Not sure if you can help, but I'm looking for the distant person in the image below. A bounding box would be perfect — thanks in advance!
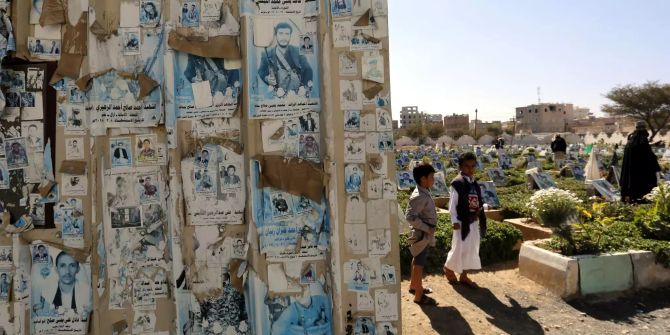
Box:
[444,152,487,289]
[551,134,567,168]
[621,122,660,203]
[494,137,505,150]
[405,164,438,305]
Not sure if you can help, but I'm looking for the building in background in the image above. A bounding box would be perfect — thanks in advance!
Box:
[443,113,469,137]
[399,106,443,128]
[515,103,590,133]
[568,115,636,135]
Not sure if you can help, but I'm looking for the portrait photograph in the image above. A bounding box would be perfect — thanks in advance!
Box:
[480,181,501,208]
[136,134,159,164]
[344,110,361,131]
[0,270,11,301]
[194,168,216,194]
[300,34,315,54]
[65,104,87,134]
[21,121,44,151]
[396,171,415,190]
[61,173,88,196]
[246,17,321,118]
[0,246,12,268]
[270,191,294,218]
[219,162,242,190]
[120,28,141,56]
[487,168,507,187]
[26,67,44,91]
[27,37,61,59]
[4,137,29,169]
[65,137,85,160]
[137,173,160,204]
[345,164,364,194]
[376,108,391,131]
[140,0,161,27]
[180,0,201,27]
[30,245,92,333]
[299,134,320,161]
[331,0,352,17]
[571,164,585,181]
[173,51,241,118]
[344,134,366,163]
[340,80,363,110]
[110,137,133,167]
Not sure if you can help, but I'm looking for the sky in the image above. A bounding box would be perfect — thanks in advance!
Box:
[387,0,670,122]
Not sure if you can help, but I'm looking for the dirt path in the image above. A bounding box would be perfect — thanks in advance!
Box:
[401,261,670,334]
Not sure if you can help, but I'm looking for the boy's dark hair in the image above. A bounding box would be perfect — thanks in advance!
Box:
[412,164,436,185]
[458,152,478,167]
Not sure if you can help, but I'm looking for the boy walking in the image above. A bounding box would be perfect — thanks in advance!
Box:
[405,164,438,305]
[444,152,487,288]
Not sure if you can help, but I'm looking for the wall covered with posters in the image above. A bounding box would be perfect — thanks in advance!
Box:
[0,0,400,334]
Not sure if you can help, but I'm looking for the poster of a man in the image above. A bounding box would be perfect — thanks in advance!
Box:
[258,22,314,99]
[0,271,11,301]
[31,250,92,317]
[220,164,241,189]
[111,138,132,167]
[345,164,363,193]
[271,192,291,217]
[5,138,29,169]
[137,136,158,163]
[138,175,159,203]
[184,54,240,98]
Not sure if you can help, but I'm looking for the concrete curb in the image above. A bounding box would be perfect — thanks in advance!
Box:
[519,241,670,300]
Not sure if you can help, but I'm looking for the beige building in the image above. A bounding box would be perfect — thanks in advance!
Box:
[399,106,442,128]
[568,116,637,135]
[515,103,590,133]
[443,113,469,136]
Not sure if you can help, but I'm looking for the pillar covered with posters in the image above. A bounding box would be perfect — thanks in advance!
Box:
[0,0,400,334]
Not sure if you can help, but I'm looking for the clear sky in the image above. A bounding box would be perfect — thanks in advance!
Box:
[388,0,670,122]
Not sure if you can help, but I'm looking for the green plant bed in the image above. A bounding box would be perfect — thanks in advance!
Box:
[399,214,523,276]
[496,184,533,219]
[540,220,670,268]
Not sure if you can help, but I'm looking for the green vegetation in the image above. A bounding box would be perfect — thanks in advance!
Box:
[399,214,523,275]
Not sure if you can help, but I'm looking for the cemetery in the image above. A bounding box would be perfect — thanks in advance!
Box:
[395,142,670,300]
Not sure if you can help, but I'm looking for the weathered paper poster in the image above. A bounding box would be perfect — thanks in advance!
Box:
[251,161,329,261]
[30,243,92,335]
[247,273,333,335]
[241,0,315,15]
[170,51,241,119]
[246,16,321,119]
[182,147,245,225]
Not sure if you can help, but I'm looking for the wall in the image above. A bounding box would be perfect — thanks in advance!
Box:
[0,0,402,334]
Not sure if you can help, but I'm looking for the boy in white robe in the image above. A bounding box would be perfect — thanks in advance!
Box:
[444,152,487,288]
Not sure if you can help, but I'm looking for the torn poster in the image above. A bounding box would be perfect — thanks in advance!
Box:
[30,243,92,335]
[344,223,367,255]
[374,289,398,321]
[181,146,245,225]
[368,229,391,256]
[245,16,321,119]
[251,161,329,261]
[344,259,369,292]
[247,273,333,335]
[362,52,384,83]
[86,69,161,129]
[241,0,315,16]
[170,50,241,119]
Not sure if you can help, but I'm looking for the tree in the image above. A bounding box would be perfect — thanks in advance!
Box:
[602,81,670,141]
[426,123,445,139]
[486,125,503,137]
[405,123,426,143]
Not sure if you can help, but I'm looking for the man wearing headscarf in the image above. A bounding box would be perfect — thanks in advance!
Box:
[620,121,660,203]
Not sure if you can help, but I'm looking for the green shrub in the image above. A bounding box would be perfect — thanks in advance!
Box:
[399,214,523,275]
[542,219,670,268]
[496,184,533,218]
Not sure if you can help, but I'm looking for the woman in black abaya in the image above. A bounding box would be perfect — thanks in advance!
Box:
[620,121,660,203]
